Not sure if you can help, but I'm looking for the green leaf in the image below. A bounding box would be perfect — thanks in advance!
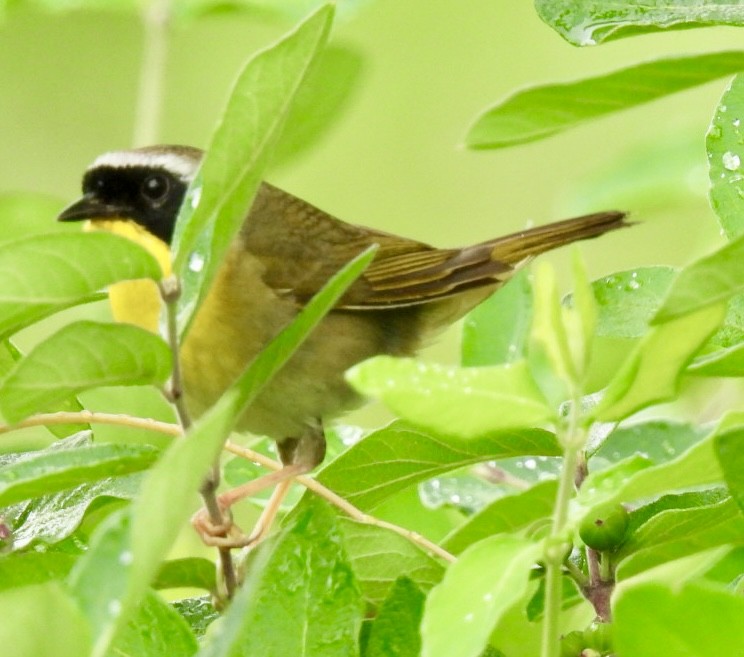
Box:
[580,427,726,513]
[0,582,92,657]
[0,232,160,338]
[596,304,726,422]
[365,578,425,657]
[153,558,217,594]
[654,232,744,323]
[614,581,744,656]
[110,589,198,657]
[616,497,744,579]
[347,357,552,439]
[441,480,557,555]
[198,500,362,657]
[9,473,140,549]
[461,269,532,366]
[316,420,560,511]
[0,552,75,591]
[338,517,445,607]
[708,74,744,239]
[590,267,676,338]
[715,429,744,513]
[421,535,539,657]
[466,52,744,150]
[527,263,573,404]
[0,437,157,507]
[592,420,708,464]
[0,321,172,423]
[535,0,744,46]
[171,4,334,336]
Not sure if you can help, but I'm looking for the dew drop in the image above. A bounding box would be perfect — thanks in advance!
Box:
[190,186,202,209]
[188,252,205,273]
[464,613,474,623]
[723,151,741,171]
[734,119,741,128]
[108,600,122,617]
[709,125,722,139]
[119,550,133,566]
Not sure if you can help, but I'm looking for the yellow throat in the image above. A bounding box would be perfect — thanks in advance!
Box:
[85,219,172,333]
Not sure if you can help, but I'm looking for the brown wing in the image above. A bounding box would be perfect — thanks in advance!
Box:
[241,182,628,309]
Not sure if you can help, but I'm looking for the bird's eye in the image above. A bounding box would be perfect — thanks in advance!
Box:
[141,174,170,204]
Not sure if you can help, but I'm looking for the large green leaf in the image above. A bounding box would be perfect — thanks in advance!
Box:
[171,4,334,337]
[708,73,744,239]
[0,232,159,338]
[347,357,552,439]
[614,581,744,656]
[0,321,172,423]
[535,0,744,46]
[316,421,559,511]
[466,52,744,150]
[197,500,362,657]
[421,535,539,657]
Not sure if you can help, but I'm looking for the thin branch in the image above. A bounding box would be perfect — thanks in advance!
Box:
[224,441,456,564]
[0,411,182,438]
[159,276,238,600]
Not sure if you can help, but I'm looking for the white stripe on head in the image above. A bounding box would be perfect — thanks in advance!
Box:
[89,149,199,182]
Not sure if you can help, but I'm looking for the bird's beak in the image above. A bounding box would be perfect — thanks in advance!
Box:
[57,194,130,222]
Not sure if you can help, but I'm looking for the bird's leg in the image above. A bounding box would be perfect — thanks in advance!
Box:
[191,423,326,549]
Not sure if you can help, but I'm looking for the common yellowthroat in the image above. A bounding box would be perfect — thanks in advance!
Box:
[59,145,628,544]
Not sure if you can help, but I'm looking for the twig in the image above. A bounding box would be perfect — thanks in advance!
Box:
[224,441,457,564]
[0,411,182,437]
[159,276,238,600]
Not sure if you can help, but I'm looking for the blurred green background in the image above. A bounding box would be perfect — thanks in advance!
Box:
[1,0,743,443]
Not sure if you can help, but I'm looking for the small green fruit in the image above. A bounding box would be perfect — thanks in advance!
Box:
[560,630,586,656]
[579,503,629,551]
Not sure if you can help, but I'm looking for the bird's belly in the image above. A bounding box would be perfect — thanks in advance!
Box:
[179,251,412,440]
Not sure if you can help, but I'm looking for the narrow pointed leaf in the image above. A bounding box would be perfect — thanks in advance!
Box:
[441,480,557,555]
[171,5,335,336]
[467,52,744,150]
[715,429,744,512]
[0,440,157,507]
[596,304,725,422]
[347,357,552,439]
[654,233,744,323]
[0,232,160,338]
[536,1,744,46]
[0,321,172,423]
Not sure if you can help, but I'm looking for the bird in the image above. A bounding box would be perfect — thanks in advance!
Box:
[58,144,629,546]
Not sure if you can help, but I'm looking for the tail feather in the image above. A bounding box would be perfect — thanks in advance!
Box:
[486,210,630,264]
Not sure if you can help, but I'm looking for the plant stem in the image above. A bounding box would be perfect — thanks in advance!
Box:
[133,0,171,146]
[541,398,585,657]
[159,277,238,600]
